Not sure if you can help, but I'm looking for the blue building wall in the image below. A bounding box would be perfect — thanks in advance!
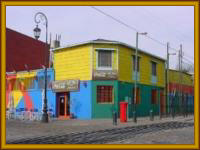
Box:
[70,81,92,119]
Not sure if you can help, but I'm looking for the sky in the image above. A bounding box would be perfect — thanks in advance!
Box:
[6,6,194,69]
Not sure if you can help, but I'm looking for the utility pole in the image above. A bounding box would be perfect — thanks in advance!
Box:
[180,45,185,117]
[166,42,169,116]
[133,32,139,123]
[133,32,147,123]
[179,44,183,116]
[178,48,181,115]
[166,42,176,116]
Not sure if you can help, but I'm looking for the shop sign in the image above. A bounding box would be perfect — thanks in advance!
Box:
[52,80,79,92]
[93,70,118,80]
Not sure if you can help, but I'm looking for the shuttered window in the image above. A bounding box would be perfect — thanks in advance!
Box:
[152,61,157,76]
[151,89,157,104]
[133,88,140,104]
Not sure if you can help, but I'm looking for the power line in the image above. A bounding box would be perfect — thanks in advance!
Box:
[141,7,192,42]
[183,54,194,60]
[90,6,138,32]
[182,57,194,64]
[90,6,182,53]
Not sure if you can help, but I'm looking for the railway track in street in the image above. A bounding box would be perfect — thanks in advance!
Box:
[7,121,194,144]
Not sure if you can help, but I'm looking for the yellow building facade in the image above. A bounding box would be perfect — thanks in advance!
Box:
[54,39,165,87]
[169,69,193,86]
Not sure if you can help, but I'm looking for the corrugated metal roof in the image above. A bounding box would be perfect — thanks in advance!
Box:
[53,39,166,61]
[6,28,50,72]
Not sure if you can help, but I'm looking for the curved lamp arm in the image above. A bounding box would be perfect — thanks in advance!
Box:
[34,12,48,28]
[34,12,48,45]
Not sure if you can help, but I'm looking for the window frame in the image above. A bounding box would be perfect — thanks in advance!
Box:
[96,85,114,104]
[151,61,157,76]
[96,49,114,70]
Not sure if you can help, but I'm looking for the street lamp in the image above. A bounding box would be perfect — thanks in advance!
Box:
[133,32,147,123]
[33,12,49,123]
[33,25,41,40]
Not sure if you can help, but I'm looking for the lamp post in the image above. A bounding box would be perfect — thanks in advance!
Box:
[133,32,147,123]
[33,12,49,123]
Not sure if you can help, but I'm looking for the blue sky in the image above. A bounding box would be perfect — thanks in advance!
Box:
[6,6,194,69]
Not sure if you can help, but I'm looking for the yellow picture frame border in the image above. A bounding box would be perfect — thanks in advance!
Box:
[1,1,199,149]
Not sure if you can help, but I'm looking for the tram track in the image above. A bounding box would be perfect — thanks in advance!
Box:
[7,121,194,144]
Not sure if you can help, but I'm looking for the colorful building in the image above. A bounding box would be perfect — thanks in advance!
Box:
[6,68,56,119]
[167,69,194,115]
[6,39,194,120]
[52,39,166,119]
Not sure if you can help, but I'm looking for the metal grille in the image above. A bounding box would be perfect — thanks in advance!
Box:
[97,86,113,103]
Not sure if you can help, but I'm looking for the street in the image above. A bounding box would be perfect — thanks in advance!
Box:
[6,115,194,144]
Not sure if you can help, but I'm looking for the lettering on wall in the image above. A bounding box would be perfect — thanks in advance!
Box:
[52,80,80,92]
[93,70,118,80]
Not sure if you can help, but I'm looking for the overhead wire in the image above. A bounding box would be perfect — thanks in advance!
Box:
[182,57,194,64]
[183,54,194,60]
[141,7,192,42]
[90,6,138,32]
[90,6,193,56]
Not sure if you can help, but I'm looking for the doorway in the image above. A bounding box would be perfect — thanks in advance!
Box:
[57,92,70,118]
[160,90,165,115]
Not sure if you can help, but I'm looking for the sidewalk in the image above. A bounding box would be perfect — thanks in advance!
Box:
[6,115,194,142]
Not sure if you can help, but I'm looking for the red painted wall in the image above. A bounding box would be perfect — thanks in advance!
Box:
[6,28,49,72]
[169,83,194,95]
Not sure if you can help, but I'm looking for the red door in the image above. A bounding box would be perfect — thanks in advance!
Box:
[57,92,70,118]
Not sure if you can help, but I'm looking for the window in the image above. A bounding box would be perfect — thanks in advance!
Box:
[151,89,157,104]
[151,61,157,76]
[133,87,140,104]
[97,86,113,103]
[98,50,112,69]
[38,75,51,89]
[133,56,140,72]
[38,76,45,89]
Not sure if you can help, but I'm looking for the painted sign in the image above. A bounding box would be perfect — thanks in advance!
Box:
[52,80,79,92]
[93,70,118,80]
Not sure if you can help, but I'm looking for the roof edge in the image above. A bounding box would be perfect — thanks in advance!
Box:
[52,39,166,61]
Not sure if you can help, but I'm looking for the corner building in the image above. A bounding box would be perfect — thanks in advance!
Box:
[53,39,166,119]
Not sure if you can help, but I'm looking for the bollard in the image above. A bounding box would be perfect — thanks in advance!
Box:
[171,103,175,119]
[149,109,154,121]
[113,111,117,125]
[133,111,137,123]
[172,108,175,119]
